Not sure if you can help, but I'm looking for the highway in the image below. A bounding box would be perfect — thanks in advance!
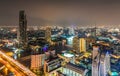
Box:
[0,50,36,76]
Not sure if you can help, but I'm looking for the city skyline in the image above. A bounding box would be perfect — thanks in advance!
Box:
[1,0,120,26]
[0,1,120,76]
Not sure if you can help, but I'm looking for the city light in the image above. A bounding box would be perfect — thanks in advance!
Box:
[0,1,120,76]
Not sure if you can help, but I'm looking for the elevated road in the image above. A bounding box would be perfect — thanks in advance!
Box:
[0,50,36,76]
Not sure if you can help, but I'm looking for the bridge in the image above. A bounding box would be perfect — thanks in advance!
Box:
[0,50,36,76]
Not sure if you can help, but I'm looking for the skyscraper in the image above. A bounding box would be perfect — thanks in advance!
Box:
[98,52,110,76]
[18,10,27,49]
[79,38,86,52]
[92,45,99,76]
[73,36,79,53]
[31,45,45,71]
[73,37,87,53]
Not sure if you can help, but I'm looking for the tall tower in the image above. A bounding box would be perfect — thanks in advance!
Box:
[45,27,51,43]
[79,38,86,52]
[98,52,110,76]
[92,45,99,76]
[104,52,110,73]
[31,45,45,71]
[69,27,75,35]
[73,37,87,53]
[73,36,79,53]
[18,10,27,49]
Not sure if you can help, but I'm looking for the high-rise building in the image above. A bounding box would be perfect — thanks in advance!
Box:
[92,45,99,76]
[104,52,110,74]
[92,45,99,60]
[45,27,51,43]
[69,27,75,35]
[31,45,45,70]
[79,38,86,52]
[31,54,45,70]
[73,36,79,53]
[18,10,27,49]
[98,52,110,76]
[73,37,86,53]
[92,44,111,76]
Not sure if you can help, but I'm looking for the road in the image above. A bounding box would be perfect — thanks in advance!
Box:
[0,49,36,76]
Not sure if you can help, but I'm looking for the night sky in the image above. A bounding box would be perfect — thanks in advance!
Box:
[0,0,120,26]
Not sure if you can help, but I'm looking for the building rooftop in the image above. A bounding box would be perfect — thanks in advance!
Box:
[65,63,86,74]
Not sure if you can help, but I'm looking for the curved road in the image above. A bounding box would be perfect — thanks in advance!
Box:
[0,50,36,76]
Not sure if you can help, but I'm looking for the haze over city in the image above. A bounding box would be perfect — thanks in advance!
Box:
[1,0,120,26]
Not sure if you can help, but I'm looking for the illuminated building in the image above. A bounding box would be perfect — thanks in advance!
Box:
[45,27,51,43]
[60,52,75,64]
[99,52,110,76]
[73,36,79,53]
[92,45,99,76]
[73,37,86,53]
[69,27,75,35]
[79,38,86,52]
[92,45,99,60]
[91,27,97,38]
[18,10,28,49]
[66,36,74,45]
[31,54,45,70]
[31,45,45,70]
[92,44,111,76]
[62,63,88,76]
[104,52,110,74]
[44,57,62,76]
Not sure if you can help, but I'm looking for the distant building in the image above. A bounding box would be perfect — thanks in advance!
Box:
[69,27,75,35]
[45,27,51,43]
[86,38,96,50]
[73,37,86,53]
[73,36,79,53]
[91,27,97,38]
[18,10,28,49]
[79,38,86,52]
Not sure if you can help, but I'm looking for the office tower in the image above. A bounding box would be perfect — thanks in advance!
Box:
[45,27,51,43]
[79,38,86,52]
[31,45,45,70]
[91,27,97,38]
[104,52,110,75]
[18,10,27,49]
[92,45,99,60]
[73,37,87,53]
[73,36,79,53]
[92,45,99,76]
[31,54,44,70]
[99,52,110,76]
